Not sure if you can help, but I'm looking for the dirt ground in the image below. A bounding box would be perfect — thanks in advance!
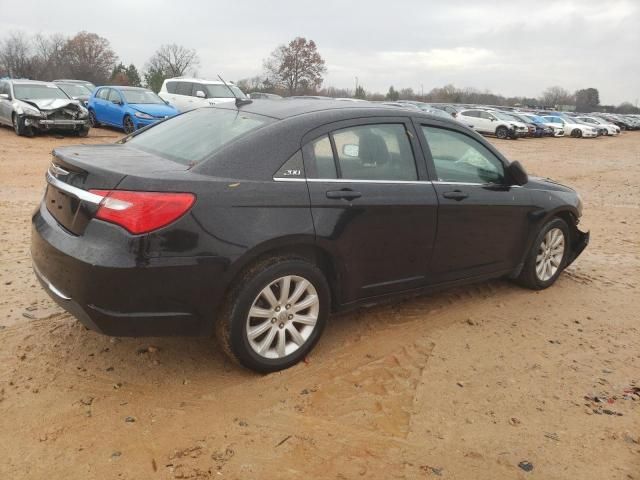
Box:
[0,123,638,480]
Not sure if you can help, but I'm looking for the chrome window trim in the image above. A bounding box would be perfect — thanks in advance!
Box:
[46,169,104,205]
[273,177,521,188]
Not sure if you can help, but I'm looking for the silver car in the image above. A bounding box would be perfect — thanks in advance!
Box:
[0,79,90,137]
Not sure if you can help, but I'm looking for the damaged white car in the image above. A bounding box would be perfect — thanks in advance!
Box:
[0,79,91,137]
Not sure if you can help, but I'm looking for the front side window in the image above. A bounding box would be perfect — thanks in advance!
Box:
[332,124,417,181]
[422,126,505,184]
[108,89,122,103]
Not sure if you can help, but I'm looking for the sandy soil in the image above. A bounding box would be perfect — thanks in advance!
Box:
[0,124,638,479]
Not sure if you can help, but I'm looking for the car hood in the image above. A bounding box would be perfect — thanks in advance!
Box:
[525,175,575,193]
[129,103,178,117]
[20,98,79,111]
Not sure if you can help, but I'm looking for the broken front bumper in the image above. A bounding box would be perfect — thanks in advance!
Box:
[566,227,589,267]
[25,118,89,130]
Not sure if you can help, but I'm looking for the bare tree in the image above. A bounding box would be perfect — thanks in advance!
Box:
[0,32,35,78]
[32,33,68,79]
[263,37,326,95]
[146,44,199,77]
[63,31,117,84]
[539,86,574,108]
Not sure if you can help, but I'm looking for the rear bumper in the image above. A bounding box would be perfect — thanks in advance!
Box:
[31,202,226,336]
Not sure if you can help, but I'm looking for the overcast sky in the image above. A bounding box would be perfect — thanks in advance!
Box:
[1,0,638,104]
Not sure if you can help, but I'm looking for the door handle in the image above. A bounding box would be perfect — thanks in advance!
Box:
[326,189,362,200]
[442,190,468,201]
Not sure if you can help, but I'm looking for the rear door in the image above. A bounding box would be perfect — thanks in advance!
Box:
[303,117,439,303]
[173,82,194,111]
[92,88,110,123]
[417,123,533,282]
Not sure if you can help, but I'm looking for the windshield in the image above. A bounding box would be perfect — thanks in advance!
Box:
[204,84,247,99]
[122,89,166,104]
[14,84,69,100]
[526,115,545,123]
[127,108,274,166]
[57,84,91,97]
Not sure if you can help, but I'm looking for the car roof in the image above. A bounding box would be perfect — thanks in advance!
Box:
[212,98,462,125]
[104,86,151,92]
[164,77,228,85]
[10,79,57,86]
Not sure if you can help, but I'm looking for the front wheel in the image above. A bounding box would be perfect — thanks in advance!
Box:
[12,114,34,137]
[216,257,330,373]
[123,115,135,134]
[496,126,508,139]
[516,218,569,290]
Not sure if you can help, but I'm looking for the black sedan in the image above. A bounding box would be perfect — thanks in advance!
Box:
[31,100,589,372]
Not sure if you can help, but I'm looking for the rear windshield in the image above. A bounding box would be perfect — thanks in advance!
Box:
[126,108,273,166]
[14,84,68,100]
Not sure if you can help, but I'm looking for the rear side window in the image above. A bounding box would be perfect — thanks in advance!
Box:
[175,82,193,96]
[462,110,478,118]
[107,89,122,103]
[332,124,417,181]
[96,88,109,100]
[126,108,274,167]
[165,81,177,94]
[303,135,337,179]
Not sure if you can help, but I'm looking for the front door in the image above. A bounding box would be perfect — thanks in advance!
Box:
[303,119,439,303]
[418,124,533,282]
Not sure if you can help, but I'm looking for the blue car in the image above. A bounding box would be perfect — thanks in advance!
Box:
[88,86,178,133]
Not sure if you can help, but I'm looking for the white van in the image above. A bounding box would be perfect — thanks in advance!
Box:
[158,78,247,112]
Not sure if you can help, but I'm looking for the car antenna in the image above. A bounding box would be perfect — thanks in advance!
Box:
[217,74,252,108]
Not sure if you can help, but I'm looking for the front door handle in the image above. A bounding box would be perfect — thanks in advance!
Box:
[442,190,468,201]
[326,189,362,200]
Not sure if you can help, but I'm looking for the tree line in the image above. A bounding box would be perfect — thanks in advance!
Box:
[1,31,637,114]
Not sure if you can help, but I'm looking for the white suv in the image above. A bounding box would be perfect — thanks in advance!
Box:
[158,78,247,112]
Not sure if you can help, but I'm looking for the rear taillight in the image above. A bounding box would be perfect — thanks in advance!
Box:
[89,190,196,235]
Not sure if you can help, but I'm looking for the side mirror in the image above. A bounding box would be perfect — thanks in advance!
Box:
[507,160,528,186]
[195,90,206,98]
[0,93,9,100]
[342,144,359,158]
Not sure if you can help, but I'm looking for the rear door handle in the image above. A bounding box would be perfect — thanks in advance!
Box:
[442,190,468,201]
[326,189,362,200]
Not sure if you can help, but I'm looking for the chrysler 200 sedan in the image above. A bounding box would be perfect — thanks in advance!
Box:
[31,100,588,372]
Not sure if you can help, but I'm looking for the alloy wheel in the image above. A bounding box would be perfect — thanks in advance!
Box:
[124,116,135,134]
[535,228,565,282]
[245,275,319,359]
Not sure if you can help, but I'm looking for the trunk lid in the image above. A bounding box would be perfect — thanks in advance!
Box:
[46,144,188,235]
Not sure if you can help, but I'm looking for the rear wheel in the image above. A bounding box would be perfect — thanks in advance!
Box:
[516,218,569,290]
[123,115,135,134]
[496,126,508,139]
[217,257,330,373]
[88,109,100,127]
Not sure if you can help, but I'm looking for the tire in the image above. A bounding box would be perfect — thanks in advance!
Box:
[571,128,582,138]
[77,125,90,137]
[88,109,100,127]
[12,114,34,137]
[123,115,135,134]
[216,257,330,373]
[516,218,570,290]
[495,126,508,139]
